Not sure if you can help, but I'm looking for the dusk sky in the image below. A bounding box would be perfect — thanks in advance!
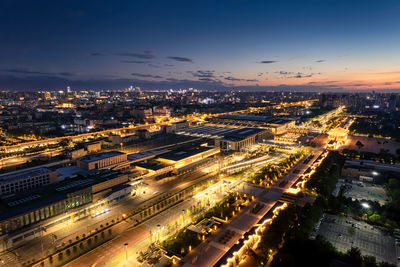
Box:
[1,0,400,91]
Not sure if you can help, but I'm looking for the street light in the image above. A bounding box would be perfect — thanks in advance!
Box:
[124,243,128,263]
[361,202,370,209]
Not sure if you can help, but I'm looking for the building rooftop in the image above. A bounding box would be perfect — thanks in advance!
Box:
[0,167,53,185]
[135,160,171,171]
[216,114,292,125]
[78,151,125,163]
[158,145,215,162]
[127,149,170,162]
[0,169,128,220]
[224,128,265,139]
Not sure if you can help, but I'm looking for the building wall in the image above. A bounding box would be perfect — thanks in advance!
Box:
[174,147,220,169]
[0,169,58,196]
[85,142,101,153]
[77,153,127,170]
[91,174,129,194]
[216,136,256,151]
[175,120,189,129]
[70,148,87,160]
[0,188,92,236]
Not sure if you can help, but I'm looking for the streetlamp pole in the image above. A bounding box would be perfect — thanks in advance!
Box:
[124,243,128,265]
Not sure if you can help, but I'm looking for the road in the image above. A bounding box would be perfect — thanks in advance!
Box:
[65,181,227,267]
[69,153,284,267]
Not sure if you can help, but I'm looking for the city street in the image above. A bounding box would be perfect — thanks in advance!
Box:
[66,181,227,267]
[0,167,216,267]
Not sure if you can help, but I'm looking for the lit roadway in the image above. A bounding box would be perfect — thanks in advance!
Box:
[0,148,64,168]
[67,181,228,267]
[64,154,277,267]
[181,147,326,267]
[44,147,323,267]
[78,148,321,267]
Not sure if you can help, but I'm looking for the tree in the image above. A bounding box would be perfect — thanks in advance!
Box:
[345,247,363,267]
[368,213,381,223]
[362,255,377,267]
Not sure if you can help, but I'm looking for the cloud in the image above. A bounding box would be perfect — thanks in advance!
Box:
[290,72,316,78]
[198,78,219,82]
[148,64,160,68]
[164,64,174,67]
[131,73,163,79]
[188,70,215,78]
[58,72,75,77]
[121,60,150,64]
[167,56,193,63]
[225,76,244,81]
[90,52,105,56]
[276,71,293,75]
[259,60,278,64]
[349,83,368,87]
[114,51,155,59]
[3,73,399,92]
[2,68,75,76]
[224,76,257,82]
[315,59,326,63]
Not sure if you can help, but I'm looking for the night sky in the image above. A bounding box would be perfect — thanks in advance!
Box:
[1,0,400,91]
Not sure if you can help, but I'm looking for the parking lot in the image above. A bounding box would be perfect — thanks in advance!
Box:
[316,214,398,265]
[343,182,388,205]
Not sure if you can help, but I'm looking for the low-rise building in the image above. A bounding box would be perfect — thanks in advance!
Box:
[84,141,102,153]
[0,170,131,249]
[77,151,127,170]
[69,148,87,160]
[0,167,58,196]
[172,120,189,130]
[215,128,270,151]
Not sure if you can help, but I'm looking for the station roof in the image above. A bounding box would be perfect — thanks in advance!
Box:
[216,114,292,125]
[78,151,125,163]
[135,160,171,171]
[158,145,215,162]
[0,167,53,185]
[127,149,170,162]
[224,128,266,139]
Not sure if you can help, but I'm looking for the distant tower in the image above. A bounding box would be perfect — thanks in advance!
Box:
[67,86,71,93]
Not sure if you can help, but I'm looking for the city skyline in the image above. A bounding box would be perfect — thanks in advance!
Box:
[1,0,400,91]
